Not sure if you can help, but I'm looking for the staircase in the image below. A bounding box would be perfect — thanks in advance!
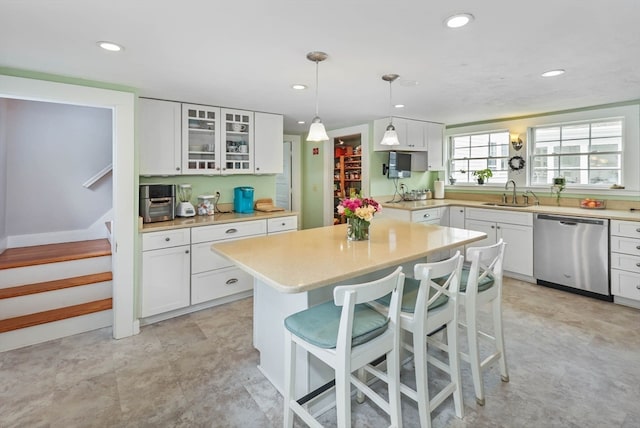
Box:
[0,239,113,352]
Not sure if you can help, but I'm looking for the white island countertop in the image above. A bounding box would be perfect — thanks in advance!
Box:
[211,218,486,293]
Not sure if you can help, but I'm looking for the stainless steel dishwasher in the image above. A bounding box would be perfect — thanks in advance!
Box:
[534,213,611,300]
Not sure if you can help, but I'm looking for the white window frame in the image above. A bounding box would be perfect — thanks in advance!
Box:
[448,130,510,185]
[529,118,624,188]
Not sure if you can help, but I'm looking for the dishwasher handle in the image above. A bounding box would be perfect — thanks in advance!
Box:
[536,214,606,226]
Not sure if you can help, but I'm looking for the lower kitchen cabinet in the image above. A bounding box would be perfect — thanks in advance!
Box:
[192,266,254,304]
[610,220,640,305]
[465,208,533,277]
[140,229,191,317]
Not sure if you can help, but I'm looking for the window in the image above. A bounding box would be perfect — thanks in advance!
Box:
[449,131,509,183]
[530,119,623,186]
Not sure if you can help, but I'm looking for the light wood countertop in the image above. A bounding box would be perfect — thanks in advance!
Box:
[211,218,486,294]
[378,198,640,222]
[140,210,299,232]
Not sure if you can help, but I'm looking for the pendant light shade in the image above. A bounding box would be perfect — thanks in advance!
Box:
[306,51,329,142]
[380,74,400,146]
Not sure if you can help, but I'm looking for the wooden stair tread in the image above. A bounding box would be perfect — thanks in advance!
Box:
[0,239,111,270]
[0,298,112,334]
[0,272,113,300]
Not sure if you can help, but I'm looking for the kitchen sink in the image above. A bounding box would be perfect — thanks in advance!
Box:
[482,202,530,208]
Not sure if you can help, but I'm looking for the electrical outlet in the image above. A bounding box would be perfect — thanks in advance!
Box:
[213,190,222,200]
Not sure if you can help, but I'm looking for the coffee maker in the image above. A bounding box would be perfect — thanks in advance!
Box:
[176,184,196,217]
[233,186,254,213]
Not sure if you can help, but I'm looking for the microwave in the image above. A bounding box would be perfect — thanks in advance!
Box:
[139,184,175,223]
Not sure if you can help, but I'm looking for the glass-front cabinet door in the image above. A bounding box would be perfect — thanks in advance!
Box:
[182,104,221,174]
[221,108,253,174]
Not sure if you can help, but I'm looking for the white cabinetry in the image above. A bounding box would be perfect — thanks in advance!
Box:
[140,229,191,317]
[254,112,284,174]
[139,98,182,175]
[373,117,444,169]
[221,109,253,174]
[379,207,447,261]
[267,216,298,234]
[610,220,640,305]
[182,104,221,174]
[190,220,266,305]
[465,208,534,277]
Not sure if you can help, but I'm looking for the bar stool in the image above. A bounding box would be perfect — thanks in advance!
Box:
[373,252,464,428]
[458,239,509,406]
[283,267,405,428]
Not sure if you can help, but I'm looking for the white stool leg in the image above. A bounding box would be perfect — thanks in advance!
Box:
[492,298,509,382]
[413,329,431,428]
[283,331,295,428]
[387,347,403,428]
[466,307,485,406]
[446,319,464,418]
[335,364,351,428]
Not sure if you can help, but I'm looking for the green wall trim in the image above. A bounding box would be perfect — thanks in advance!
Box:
[0,67,137,94]
[446,99,640,129]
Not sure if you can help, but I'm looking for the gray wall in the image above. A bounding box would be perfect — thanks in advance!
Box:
[5,99,112,237]
[0,99,7,251]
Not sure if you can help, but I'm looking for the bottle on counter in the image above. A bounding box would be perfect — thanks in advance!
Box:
[426,189,432,200]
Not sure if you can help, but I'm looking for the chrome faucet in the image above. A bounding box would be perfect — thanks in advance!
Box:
[524,190,541,206]
[505,180,517,204]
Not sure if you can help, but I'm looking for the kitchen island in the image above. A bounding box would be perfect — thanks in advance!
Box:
[211,218,486,397]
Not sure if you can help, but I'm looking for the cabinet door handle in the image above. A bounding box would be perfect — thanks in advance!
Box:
[176,167,180,171]
[491,225,495,229]
[636,285,640,290]
[636,262,640,267]
[636,245,640,250]
[226,228,238,234]
[185,250,189,254]
[226,278,238,285]
[636,228,640,232]
[496,226,501,229]
[165,237,170,241]
[423,214,430,218]
[256,167,260,171]
[281,222,286,226]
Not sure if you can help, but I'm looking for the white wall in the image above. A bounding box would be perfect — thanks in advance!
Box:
[5,99,112,242]
[0,99,7,253]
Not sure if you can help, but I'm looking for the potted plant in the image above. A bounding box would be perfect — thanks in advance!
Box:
[473,168,493,184]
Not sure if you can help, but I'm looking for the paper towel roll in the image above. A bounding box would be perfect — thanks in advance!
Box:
[434,180,445,199]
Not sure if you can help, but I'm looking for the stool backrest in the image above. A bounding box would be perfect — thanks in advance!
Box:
[333,266,405,356]
[413,251,463,324]
[465,239,506,300]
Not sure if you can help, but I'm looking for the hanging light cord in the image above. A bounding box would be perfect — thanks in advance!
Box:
[314,60,320,117]
[388,80,393,125]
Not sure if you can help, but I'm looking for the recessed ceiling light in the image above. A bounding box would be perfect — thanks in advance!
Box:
[97,41,123,52]
[297,120,306,125]
[541,69,565,77]
[445,13,474,28]
[291,84,307,90]
[399,79,419,87]
[394,104,405,109]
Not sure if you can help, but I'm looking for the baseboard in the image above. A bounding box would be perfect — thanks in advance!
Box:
[0,236,7,255]
[614,295,640,310]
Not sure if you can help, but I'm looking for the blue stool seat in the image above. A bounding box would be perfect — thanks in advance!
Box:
[376,277,449,313]
[434,265,494,293]
[284,301,388,349]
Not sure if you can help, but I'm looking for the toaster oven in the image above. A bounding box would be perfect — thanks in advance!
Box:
[139,184,175,223]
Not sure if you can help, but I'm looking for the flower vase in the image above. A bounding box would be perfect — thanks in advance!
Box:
[347,218,370,241]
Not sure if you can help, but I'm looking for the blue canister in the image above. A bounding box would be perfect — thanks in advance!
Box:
[233,186,254,213]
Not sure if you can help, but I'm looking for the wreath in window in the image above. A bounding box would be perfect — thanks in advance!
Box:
[508,155,526,171]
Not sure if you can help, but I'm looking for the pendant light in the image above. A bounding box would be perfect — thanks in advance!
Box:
[380,74,400,146]
[306,51,329,142]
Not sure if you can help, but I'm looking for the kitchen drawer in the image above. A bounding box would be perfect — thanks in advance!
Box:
[191,241,234,274]
[191,220,266,244]
[267,216,298,234]
[410,208,441,223]
[611,220,640,238]
[465,207,533,226]
[611,269,640,301]
[142,228,191,251]
[610,236,640,257]
[191,266,253,304]
[611,252,640,274]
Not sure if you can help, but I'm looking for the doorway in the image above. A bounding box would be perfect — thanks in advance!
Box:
[323,124,370,226]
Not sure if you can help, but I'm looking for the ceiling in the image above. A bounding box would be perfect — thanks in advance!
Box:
[1,0,639,134]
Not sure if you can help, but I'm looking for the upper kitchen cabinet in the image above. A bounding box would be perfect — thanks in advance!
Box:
[254,112,284,174]
[139,98,182,175]
[221,109,253,174]
[373,117,445,170]
[182,104,221,175]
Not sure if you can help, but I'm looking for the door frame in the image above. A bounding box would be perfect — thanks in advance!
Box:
[0,75,137,339]
[323,124,370,226]
[284,134,302,214]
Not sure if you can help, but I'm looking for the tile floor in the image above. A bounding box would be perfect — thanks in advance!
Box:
[1,278,640,428]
